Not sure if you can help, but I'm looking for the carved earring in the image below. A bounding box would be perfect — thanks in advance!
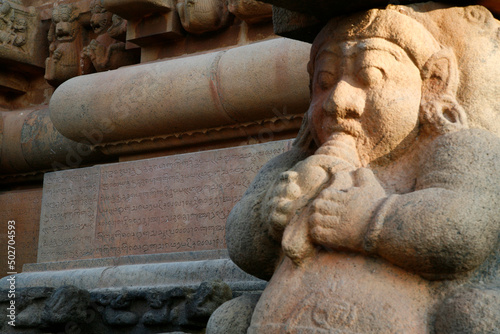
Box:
[419,95,468,135]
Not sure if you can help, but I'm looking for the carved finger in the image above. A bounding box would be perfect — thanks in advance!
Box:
[330,170,353,191]
[309,212,341,229]
[272,182,301,200]
[271,184,295,198]
[309,225,340,248]
[269,211,289,230]
[353,167,381,189]
[274,198,296,215]
[284,182,301,199]
[316,187,351,204]
[311,198,342,216]
[279,170,298,183]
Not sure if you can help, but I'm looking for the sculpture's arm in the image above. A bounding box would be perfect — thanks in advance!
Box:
[365,129,500,279]
[226,146,309,280]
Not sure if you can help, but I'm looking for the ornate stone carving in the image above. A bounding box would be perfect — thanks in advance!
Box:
[0,0,44,75]
[0,281,232,333]
[11,15,26,47]
[0,0,29,49]
[80,0,138,74]
[44,3,83,87]
[102,0,182,47]
[177,0,232,34]
[227,0,272,24]
[220,3,500,333]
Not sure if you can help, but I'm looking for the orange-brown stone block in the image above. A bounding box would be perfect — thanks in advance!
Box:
[0,189,42,272]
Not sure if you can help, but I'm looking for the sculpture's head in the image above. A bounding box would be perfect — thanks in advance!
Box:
[52,4,79,42]
[302,4,500,167]
[13,17,27,32]
[0,0,11,15]
[305,7,469,165]
[90,0,112,35]
[107,14,127,40]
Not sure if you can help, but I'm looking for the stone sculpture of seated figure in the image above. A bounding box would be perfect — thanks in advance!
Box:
[208,3,500,333]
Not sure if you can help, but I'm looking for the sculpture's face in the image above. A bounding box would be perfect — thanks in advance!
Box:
[308,38,422,163]
[53,6,78,42]
[107,14,126,39]
[90,5,112,35]
[13,18,27,32]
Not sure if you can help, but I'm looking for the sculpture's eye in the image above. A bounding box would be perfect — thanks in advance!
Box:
[316,71,337,91]
[358,66,385,87]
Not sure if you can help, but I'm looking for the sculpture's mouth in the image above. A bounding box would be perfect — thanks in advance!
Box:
[56,29,74,41]
[91,18,108,34]
[330,121,362,138]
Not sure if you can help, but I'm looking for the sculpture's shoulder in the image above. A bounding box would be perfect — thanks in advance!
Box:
[429,128,500,157]
[418,128,500,192]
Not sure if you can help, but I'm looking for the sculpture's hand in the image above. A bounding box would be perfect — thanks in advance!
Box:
[81,45,90,57]
[309,168,386,252]
[52,49,62,61]
[264,154,351,241]
[265,169,302,241]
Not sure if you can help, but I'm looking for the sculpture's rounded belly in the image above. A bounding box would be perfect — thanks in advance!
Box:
[249,252,434,334]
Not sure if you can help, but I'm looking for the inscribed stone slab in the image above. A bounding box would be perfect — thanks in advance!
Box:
[38,140,292,262]
[38,167,100,262]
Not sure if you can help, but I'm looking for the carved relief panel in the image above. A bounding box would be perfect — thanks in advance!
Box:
[0,0,46,95]
[80,0,139,74]
[44,2,85,87]
[0,1,33,51]
[0,0,45,69]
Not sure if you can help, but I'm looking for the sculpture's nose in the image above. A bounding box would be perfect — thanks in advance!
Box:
[56,23,66,36]
[323,79,366,118]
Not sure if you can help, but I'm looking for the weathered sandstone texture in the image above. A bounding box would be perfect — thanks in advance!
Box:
[37,140,291,262]
[0,281,236,333]
[214,3,500,333]
[49,38,310,144]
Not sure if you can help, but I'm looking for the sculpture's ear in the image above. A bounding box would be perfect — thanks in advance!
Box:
[420,48,468,134]
[421,48,459,99]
